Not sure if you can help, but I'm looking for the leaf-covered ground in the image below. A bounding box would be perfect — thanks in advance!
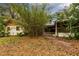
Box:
[0,36,79,56]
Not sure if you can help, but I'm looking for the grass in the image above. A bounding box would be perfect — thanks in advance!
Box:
[0,37,21,45]
[0,36,79,56]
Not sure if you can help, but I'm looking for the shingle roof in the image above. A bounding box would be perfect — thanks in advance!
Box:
[6,19,17,26]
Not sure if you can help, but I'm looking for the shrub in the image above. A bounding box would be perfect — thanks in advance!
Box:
[0,31,5,37]
[68,35,73,40]
[68,32,79,40]
[17,32,24,37]
[24,32,28,36]
[5,32,10,37]
[74,32,79,39]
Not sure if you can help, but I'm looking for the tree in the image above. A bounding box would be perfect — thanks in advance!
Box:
[0,17,5,37]
[67,3,79,38]
[11,4,50,36]
[59,3,79,38]
[53,9,68,37]
[0,17,5,31]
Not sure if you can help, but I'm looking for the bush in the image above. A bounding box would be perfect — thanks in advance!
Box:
[5,32,10,37]
[68,32,79,40]
[0,32,10,37]
[68,35,73,40]
[24,32,28,36]
[17,32,24,37]
[0,31,5,37]
[74,32,79,39]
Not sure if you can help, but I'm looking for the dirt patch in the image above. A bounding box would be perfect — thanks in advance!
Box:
[0,36,79,56]
[44,37,72,47]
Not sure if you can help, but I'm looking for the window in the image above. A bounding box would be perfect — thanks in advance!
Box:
[16,26,20,31]
[7,27,10,31]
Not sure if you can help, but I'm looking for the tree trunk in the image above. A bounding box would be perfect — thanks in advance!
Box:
[55,21,58,37]
[69,22,72,36]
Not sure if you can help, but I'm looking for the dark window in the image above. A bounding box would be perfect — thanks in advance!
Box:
[7,27,10,31]
[16,27,20,31]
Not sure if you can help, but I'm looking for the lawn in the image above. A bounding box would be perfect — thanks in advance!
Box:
[0,36,79,56]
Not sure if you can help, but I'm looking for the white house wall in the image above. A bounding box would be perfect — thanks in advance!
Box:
[6,26,23,35]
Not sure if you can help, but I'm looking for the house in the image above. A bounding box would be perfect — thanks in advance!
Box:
[5,19,23,35]
[45,19,71,37]
[4,17,71,37]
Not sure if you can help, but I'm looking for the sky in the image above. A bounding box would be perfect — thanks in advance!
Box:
[48,3,71,14]
[32,3,71,13]
[0,3,71,14]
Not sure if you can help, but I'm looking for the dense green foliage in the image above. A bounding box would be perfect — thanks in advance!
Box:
[0,17,5,37]
[54,3,79,39]
[0,3,79,39]
[11,4,50,36]
[67,4,79,39]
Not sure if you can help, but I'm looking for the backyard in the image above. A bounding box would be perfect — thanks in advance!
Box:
[0,36,79,56]
[0,3,79,56]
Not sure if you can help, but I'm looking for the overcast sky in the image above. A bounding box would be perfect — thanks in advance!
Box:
[48,3,71,13]
[0,3,71,14]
